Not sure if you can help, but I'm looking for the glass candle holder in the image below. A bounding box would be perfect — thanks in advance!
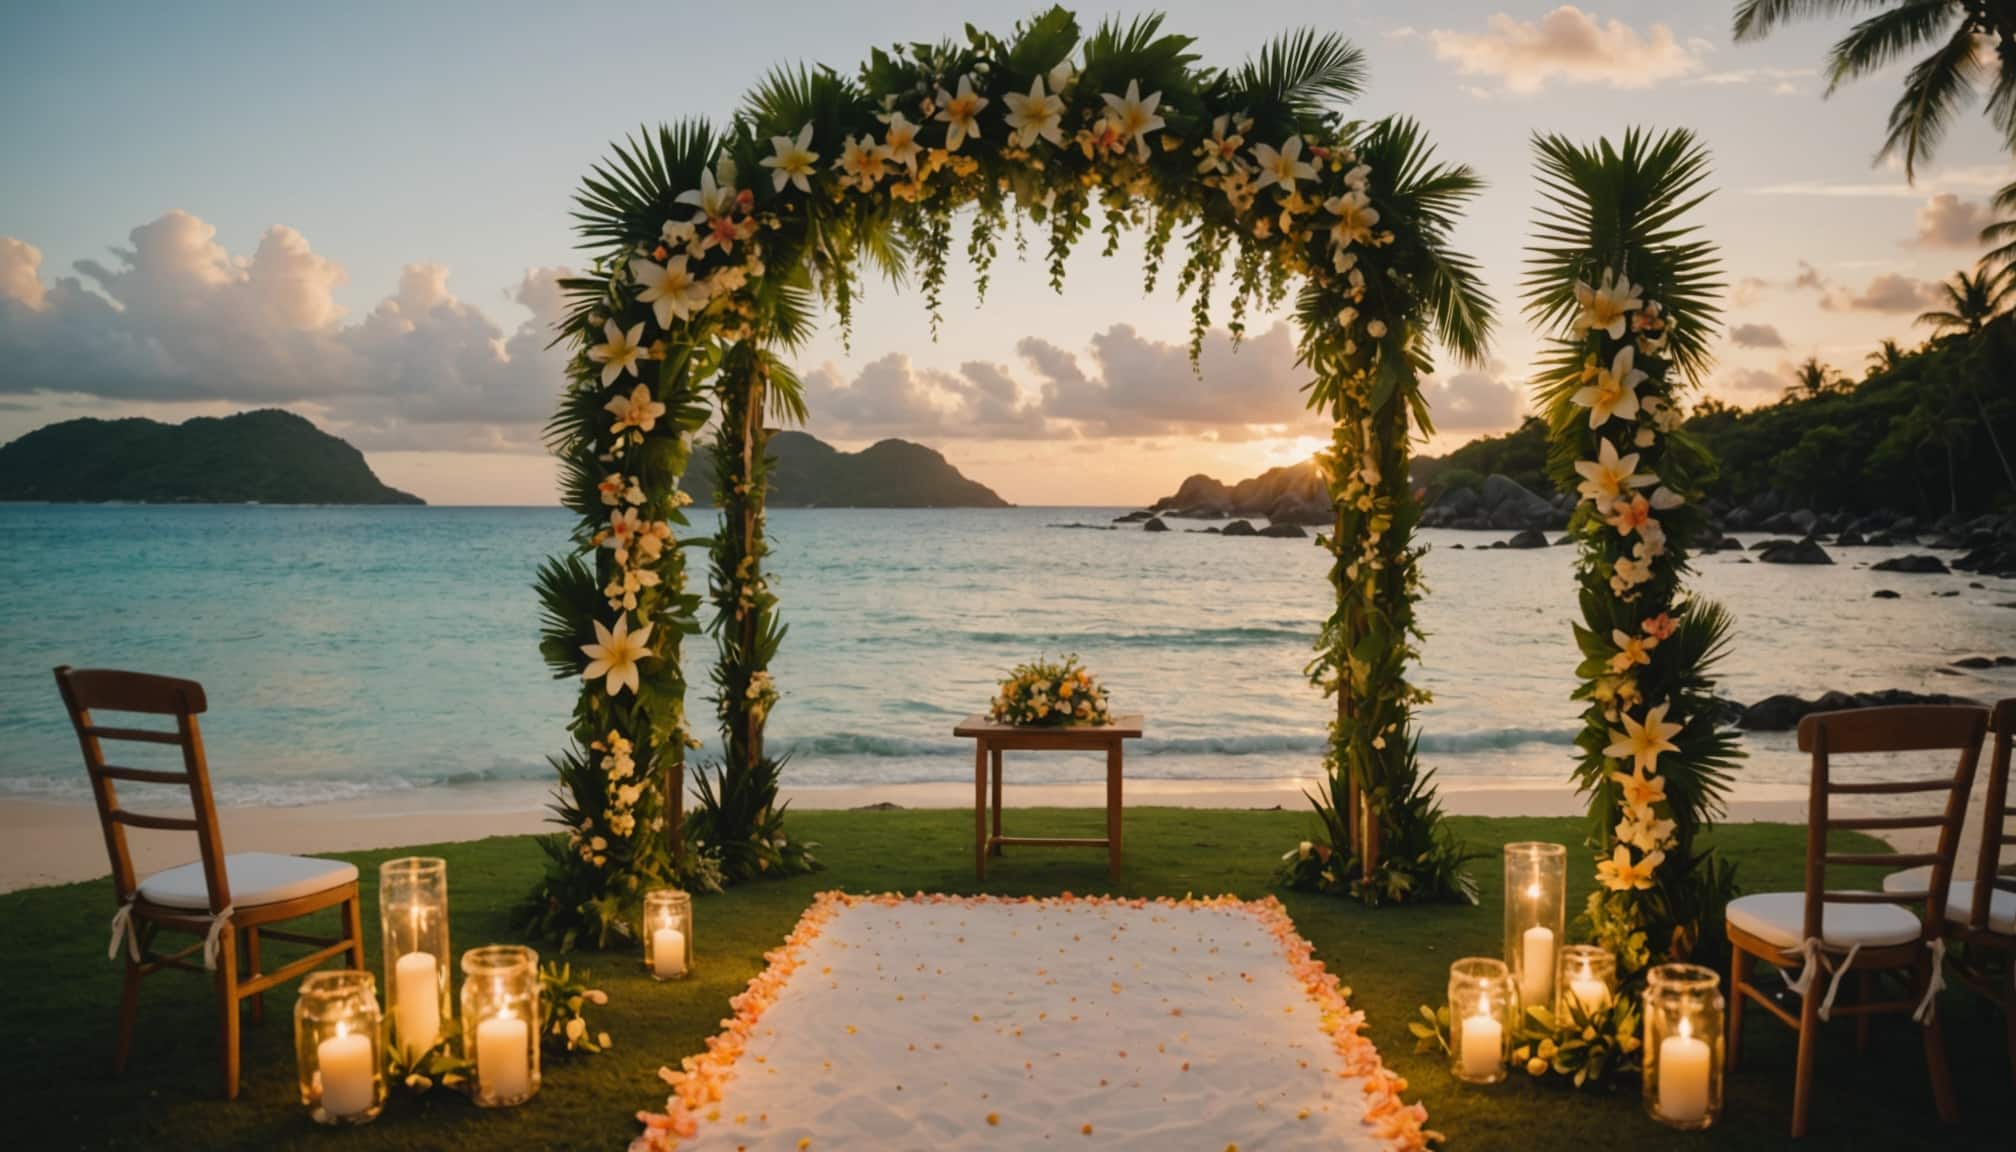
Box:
[1503,842,1567,1013]
[1447,957,1515,1085]
[294,970,386,1125]
[1556,945,1617,1020]
[379,856,451,1059]
[461,944,540,1107]
[643,888,694,981]
[1642,963,1725,1131]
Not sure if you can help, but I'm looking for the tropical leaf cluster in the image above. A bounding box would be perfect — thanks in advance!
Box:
[546,5,1501,940]
[1523,128,1743,976]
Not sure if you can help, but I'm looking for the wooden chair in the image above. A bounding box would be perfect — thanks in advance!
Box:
[1724,704,1985,1138]
[1883,698,2016,1089]
[54,666,366,1098]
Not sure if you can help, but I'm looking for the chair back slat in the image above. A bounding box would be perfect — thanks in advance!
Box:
[1971,700,2016,933]
[53,666,231,912]
[1800,705,1987,945]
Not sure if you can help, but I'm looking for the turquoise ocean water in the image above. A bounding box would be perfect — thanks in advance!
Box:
[2,505,2012,806]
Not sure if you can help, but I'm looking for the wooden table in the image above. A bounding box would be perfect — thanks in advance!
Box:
[954,714,1144,881]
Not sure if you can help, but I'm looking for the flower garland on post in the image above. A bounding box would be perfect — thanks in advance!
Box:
[546,8,1500,942]
[1526,129,1741,980]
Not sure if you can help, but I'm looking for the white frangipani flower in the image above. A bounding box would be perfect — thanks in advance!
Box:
[1573,438,1657,509]
[581,616,654,697]
[630,256,704,328]
[1099,80,1165,161]
[1250,136,1316,192]
[935,75,989,152]
[1324,191,1379,249]
[604,382,665,434]
[882,111,922,171]
[586,320,645,386]
[1569,345,1647,429]
[1003,76,1066,148]
[1574,269,1644,340]
[676,157,739,219]
[760,123,819,194]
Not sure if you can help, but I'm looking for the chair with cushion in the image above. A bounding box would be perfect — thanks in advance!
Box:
[53,666,366,1098]
[1882,697,2016,1088]
[1725,704,1985,1138]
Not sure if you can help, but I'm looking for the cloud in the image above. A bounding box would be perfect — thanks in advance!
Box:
[798,353,1048,440]
[1422,368,1523,431]
[1913,193,1990,248]
[1426,7,1709,93]
[0,211,570,450]
[1018,322,1321,439]
[1687,66,1813,92]
[1748,163,2016,198]
[1724,366,1787,393]
[1824,273,1940,313]
[1729,323,1786,349]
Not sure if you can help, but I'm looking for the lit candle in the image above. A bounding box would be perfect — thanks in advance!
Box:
[1520,924,1555,1005]
[316,1022,375,1118]
[652,925,687,979]
[1567,975,1610,1017]
[1657,1018,1712,1123]
[1460,1002,1503,1079]
[475,1012,531,1101]
[394,951,441,1055]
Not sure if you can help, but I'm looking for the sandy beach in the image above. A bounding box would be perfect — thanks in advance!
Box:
[0,776,1821,894]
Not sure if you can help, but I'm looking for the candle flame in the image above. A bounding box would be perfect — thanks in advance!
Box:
[1678,1017,1692,1041]
[1525,884,1540,900]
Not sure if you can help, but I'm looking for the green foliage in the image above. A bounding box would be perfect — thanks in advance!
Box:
[1523,130,1741,977]
[537,961,615,1058]
[688,755,821,885]
[0,410,422,505]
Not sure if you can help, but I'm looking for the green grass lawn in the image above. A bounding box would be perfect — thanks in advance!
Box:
[4,809,2004,1150]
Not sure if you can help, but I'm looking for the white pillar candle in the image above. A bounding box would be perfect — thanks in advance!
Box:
[1657,1020,1713,1123]
[476,1012,531,1101]
[1459,1009,1503,1079]
[393,951,441,1055]
[652,926,687,978]
[1567,976,1610,1017]
[1520,925,1555,1005]
[317,1025,375,1118]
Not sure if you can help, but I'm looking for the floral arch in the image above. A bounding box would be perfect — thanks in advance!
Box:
[524,6,1502,947]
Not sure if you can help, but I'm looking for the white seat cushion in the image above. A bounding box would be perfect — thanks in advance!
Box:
[1883,866,2016,933]
[138,852,357,910]
[1726,891,1923,952]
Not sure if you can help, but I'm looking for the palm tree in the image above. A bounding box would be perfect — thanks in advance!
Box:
[1917,266,2016,335]
[1866,338,1909,377]
[1733,1,2016,180]
[1788,356,1843,399]
[1917,267,2016,488]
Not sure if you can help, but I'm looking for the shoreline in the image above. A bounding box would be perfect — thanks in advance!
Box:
[0,775,1818,894]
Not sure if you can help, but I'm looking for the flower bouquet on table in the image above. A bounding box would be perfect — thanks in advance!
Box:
[989,656,1111,727]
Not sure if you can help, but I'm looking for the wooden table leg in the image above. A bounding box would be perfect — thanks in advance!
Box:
[974,739,988,882]
[1106,742,1123,881]
[990,747,1004,856]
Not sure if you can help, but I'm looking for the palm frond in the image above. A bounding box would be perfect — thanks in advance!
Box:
[1523,128,1723,384]
[1234,29,1366,123]
[1360,116,1496,367]
[1879,21,1983,180]
[1734,0,1895,41]
[1823,1,1960,89]
[573,121,719,255]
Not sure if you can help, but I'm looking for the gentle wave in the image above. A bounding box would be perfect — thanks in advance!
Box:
[959,625,1316,648]
[776,726,1574,759]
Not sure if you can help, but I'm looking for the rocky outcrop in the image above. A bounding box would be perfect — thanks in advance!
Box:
[1505,529,1550,549]
[1738,689,1982,731]
[1758,539,1833,565]
[1258,522,1308,539]
[1221,519,1257,537]
[1142,517,1169,532]
[1871,554,1949,574]
[1150,463,1325,522]
[1422,474,1567,531]
[1113,510,1155,523]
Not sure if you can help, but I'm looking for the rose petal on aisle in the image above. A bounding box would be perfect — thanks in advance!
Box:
[635,893,1433,1151]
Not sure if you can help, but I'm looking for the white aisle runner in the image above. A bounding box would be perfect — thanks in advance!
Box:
[636,893,1432,1152]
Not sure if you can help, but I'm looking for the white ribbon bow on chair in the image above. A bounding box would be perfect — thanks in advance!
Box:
[108,901,235,970]
[1779,937,1861,1021]
[1912,937,1947,1025]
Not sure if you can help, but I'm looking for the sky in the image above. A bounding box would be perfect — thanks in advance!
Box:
[2,1,2011,506]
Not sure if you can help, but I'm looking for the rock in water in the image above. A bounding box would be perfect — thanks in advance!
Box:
[1113,510,1154,523]
[1142,517,1169,533]
[1258,522,1307,538]
[1871,554,1949,574]
[1758,539,1833,565]
[1505,529,1549,549]
[1221,519,1257,537]
[1872,589,1901,599]
[1739,689,1982,730]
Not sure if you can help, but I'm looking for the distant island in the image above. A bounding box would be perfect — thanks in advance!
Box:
[0,410,423,505]
[684,431,1009,508]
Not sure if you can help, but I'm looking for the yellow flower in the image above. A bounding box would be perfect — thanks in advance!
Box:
[1608,628,1655,673]
[1595,844,1663,891]
[1574,269,1644,340]
[1572,438,1657,510]
[580,616,654,697]
[934,75,988,152]
[1605,702,1682,774]
[1569,345,1645,429]
[760,123,820,194]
